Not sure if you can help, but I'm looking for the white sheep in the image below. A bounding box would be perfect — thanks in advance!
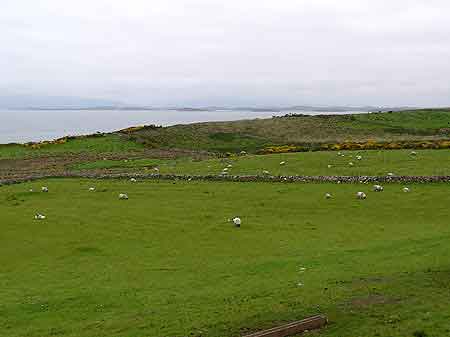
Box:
[387,172,395,177]
[280,161,286,166]
[410,151,417,156]
[325,193,332,199]
[231,217,241,227]
[349,162,354,166]
[119,193,129,200]
[337,152,342,155]
[403,187,410,193]
[373,185,384,192]
[223,168,229,172]
[227,164,233,168]
[89,187,95,191]
[130,178,137,182]
[356,191,367,199]
[262,170,270,175]
[41,187,48,193]
[34,213,46,220]
[356,155,362,160]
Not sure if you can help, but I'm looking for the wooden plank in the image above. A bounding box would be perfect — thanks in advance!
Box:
[243,315,327,337]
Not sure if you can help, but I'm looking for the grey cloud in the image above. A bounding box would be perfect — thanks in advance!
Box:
[1,0,450,106]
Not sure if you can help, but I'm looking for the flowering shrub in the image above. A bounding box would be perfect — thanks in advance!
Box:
[257,145,307,154]
[22,133,107,149]
[119,125,162,134]
[257,139,450,154]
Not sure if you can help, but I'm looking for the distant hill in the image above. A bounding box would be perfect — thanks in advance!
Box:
[0,96,416,112]
[0,95,122,109]
[122,108,450,153]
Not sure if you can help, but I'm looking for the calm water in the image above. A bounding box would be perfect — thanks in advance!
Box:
[0,109,361,144]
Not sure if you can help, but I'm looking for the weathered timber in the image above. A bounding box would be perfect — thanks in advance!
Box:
[242,314,327,337]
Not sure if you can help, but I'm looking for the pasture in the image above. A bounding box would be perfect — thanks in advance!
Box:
[1,179,450,337]
[73,149,450,177]
[0,134,144,160]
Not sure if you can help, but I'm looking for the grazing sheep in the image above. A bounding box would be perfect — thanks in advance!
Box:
[240,151,247,155]
[356,191,367,199]
[403,187,411,193]
[34,213,46,220]
[349,162,354,166]
[41,187,49,193]
[373,185,384,192]
[231,217,241,227]
[280,161,286,166]
[223,168,229,172]
[387,172,394,177]
[262,170,270,175]
[410,151,417,156]
[154,167,159,172]
[89,187,95,191]
[327,164,332,168]
[227,164,233,168]
[130,178,137,182]
[337,152,342,155]
[29,188,33,192]
[356,155,362,160]
[325,193,332,199]
[119,193,129,200]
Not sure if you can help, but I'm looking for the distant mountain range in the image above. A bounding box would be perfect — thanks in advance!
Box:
[0,95,416,112]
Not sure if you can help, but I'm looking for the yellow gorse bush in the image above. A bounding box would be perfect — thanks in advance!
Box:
[258,139,450,154]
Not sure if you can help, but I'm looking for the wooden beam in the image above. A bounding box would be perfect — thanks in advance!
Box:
[243,315,327,337]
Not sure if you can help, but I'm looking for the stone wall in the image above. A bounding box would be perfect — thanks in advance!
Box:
[2,172,450,186]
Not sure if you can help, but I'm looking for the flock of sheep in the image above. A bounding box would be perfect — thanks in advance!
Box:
[33,151,416,223]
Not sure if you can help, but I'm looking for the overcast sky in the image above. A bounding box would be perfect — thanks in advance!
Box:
[2,0,450,107]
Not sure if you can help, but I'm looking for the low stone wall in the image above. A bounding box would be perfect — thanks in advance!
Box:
[2,172,450,186]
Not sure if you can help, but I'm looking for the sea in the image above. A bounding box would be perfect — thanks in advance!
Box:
[0,109,364,144]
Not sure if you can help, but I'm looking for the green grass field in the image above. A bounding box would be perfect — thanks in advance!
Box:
[73,149,450,177]
[1,179,450,337]
[0,135,144,159]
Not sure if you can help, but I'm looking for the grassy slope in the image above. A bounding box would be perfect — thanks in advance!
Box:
[1,179,450,337]
[73,149,450,177]
[350,108,450,130]
[0,134,144,159]
[1,109,450,159]
[126,109,450,153]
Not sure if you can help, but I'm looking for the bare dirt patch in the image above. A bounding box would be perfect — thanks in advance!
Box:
[0,148,212,181]
[351,295,399,308]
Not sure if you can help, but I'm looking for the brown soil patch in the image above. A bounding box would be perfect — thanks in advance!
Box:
[351,295,398,308]
[0,148,212,181]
